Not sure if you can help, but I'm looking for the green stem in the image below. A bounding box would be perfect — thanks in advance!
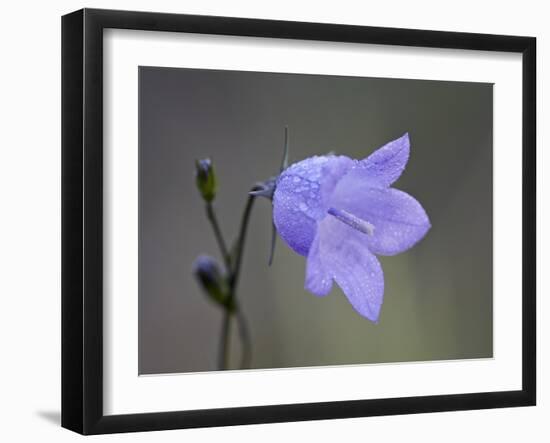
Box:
[219,313,232,370]
[236,307,252,369]
[206,202,230,268]
[218,303,252,370]
[204,202,232,370]
[208,193,258,370]
[218,193,257,370]
[229,193,257,291]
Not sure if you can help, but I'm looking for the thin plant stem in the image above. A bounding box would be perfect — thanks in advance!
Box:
[207,192,258,370]
[236,307,252,369]
[218,313,232,370]
[204,202,233,370]
[217,192,258,370]
[229,192,258,291]
[211,130,287,369]
[205,202,230,268]
[218,302,252,370]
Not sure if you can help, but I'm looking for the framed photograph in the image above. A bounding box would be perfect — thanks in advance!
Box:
[61,8,536,435]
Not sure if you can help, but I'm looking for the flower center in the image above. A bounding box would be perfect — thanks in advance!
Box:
[327,208,375,236]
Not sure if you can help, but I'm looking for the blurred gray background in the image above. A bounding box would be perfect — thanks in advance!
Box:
[138,67,493,375]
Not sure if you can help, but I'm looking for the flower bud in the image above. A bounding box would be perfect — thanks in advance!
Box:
[193,255,229,308]
[195,158,217,202]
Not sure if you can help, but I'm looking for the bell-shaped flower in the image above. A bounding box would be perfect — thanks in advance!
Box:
[272,133,430,322]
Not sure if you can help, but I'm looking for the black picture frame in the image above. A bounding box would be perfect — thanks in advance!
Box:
[61,8,536,435]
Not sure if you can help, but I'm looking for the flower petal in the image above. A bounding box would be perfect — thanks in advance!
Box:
[351,133,410,188]
[305,232,333,296]
[273,155,353,256]
[331,180,431,256]
[306,216,384,322]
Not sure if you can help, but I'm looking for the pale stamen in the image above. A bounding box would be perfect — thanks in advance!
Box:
[327,208,375,236]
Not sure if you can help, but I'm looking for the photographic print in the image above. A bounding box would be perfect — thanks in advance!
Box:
[138,67,493,375]
[62,9,536,434]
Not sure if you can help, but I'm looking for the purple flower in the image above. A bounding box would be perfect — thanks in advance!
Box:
[272,133,430,322]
